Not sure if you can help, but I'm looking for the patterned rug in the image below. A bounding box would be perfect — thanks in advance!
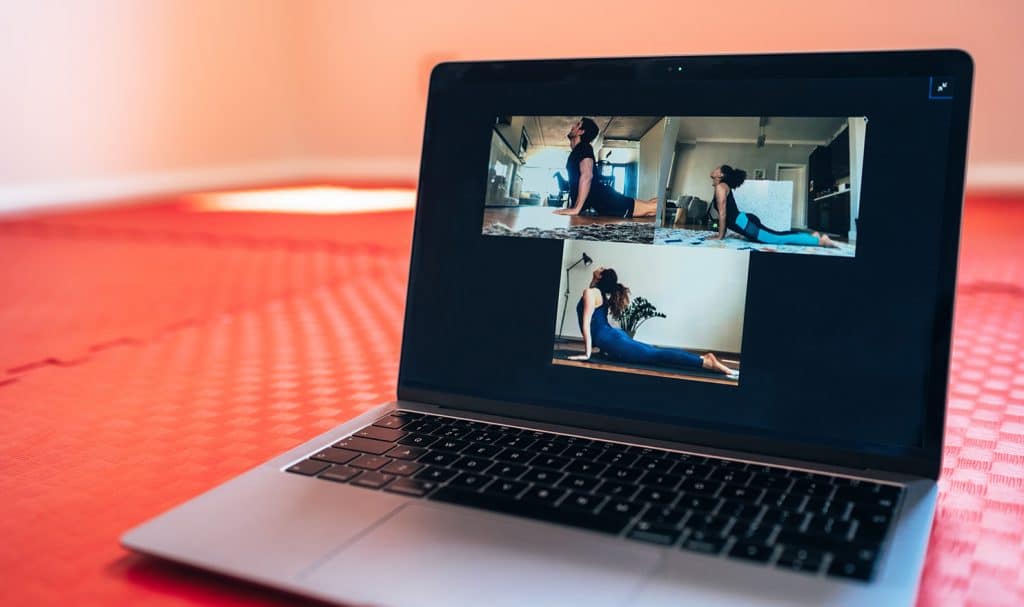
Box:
[483,222,655,244]
[654,227,857,257]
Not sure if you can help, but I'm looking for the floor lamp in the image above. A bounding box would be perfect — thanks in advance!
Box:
[557,252,592,343]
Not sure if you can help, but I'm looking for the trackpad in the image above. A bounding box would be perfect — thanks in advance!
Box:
[300,502,661,607]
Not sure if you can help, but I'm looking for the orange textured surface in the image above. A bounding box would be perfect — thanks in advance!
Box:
[1,192,1023,606]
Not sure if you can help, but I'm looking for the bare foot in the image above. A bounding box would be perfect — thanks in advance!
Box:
[702,353,738,376]
[818,234,839,248]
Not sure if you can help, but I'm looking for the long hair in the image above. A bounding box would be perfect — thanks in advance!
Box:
[594,268,631,320]
[720,164,747,189]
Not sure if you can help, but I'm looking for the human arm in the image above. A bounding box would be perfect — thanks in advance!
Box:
[554,157,594,215]
[708,183,728,239]
[567,289,595,360]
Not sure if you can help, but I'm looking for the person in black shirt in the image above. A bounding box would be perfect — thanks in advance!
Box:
[554,118,658,218]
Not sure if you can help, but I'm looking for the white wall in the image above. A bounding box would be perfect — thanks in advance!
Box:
[556,240,749,354]
[669,142,818,203]
[637,118,666,200]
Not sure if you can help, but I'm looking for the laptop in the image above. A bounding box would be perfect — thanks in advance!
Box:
[122,49,973,606]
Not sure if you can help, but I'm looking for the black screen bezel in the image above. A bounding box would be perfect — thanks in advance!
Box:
[398,49,973,479]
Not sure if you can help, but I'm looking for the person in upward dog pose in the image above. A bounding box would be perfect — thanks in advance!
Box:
[570,266,737,377]
[708,165,839,248]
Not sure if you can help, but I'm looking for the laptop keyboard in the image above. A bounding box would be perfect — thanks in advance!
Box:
[286,411,902,582]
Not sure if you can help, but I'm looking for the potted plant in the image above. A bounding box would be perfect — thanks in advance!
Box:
[618,296,666,338]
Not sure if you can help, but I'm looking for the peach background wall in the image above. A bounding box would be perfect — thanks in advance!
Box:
[0,0,304,211]
[1,0,1021,212]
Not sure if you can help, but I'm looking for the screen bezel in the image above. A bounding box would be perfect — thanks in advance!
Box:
[398,49,973,480]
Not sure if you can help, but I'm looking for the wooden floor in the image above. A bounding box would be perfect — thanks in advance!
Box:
[553,342,740,386]
[483,206,652,231]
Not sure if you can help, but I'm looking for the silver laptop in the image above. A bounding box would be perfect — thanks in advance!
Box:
[122,49,973,606]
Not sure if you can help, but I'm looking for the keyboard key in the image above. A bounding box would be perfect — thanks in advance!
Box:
[564,446,603,460]
[372,415,411,429]
[564,460,607,477]
[601,500,644,518]
[709,469,753,485]
[717,500,763,521]
[827,558,873,581]
[449,472,491,491]
[729,542,773,563]
[430,487,630,535]
[286,460,331,476]
[380,460,423,477]
[777,546,825,573]
[533,455,572,471]
[349,455,392,470]
[351,471,395,489]
[606,466,645,483]
[597,451,638,467]
[463,444,504,458]
[433,438,470,453]
[636,487,677,505]
[355,426,406,442]
[333,436,394,455]
[560,474,601,492]
[495,449,536,465]
[720,485,762,503]
[747,473,793,491]
[629,521,682,546]
[684,514,733,537]
[680,535,727,555]
[642,473,683,491]
[677,494,720,513]
[561,491,605,513]
[482,479,529,498]
[385,478,437,497]
[595,480,640,499]
[760,507,807,529]
[317,466,359,483]
[418,451,461,467]
[805,516,854,540]
[311,447,360,465]
[498,436,536,450]
[522,469,565,486]
[792,479,836,499]
[640,506,687,527]
[397,433,440,448]
[674,462,712,478]
[528,441,568,456]
[385,445,427,460]
[414,466,459,483]
[521,486,567,506]
[680,478,721,496]
[451,456,493,474]
[491,463,528,479]
[464,431,502,444]
[403,421,444,434]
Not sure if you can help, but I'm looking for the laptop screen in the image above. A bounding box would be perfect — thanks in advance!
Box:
[400,53,971,475]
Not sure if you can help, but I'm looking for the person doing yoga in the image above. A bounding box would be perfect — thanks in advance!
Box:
[709,165,838,248]
[569,267,737,377]
[554,117,658,218]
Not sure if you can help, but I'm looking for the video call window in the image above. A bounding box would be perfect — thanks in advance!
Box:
[481,115,866,258]
[553,240,748,386]
[480,114,868,387]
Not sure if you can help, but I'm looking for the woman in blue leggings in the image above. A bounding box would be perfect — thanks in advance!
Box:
[570,267,737,377]
[708,165,839,248]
